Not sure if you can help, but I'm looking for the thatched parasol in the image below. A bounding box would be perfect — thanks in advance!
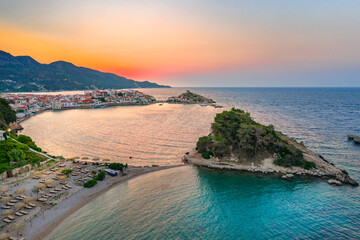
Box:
[35,183,46,189]
[82,157,89,160]
[0,196,12,203]
[14,202,25,209]
[39,174,49,178]
[9,222,25,231]
[0,185,9,193]
[22,196,35,203]
[0,233,10,240]
[44,179,55,184]
[57,175,67,180]
[14,188,25,195]
[1,209,14,216]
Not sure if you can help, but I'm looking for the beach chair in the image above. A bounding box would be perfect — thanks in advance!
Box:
[7,215,15,220]
[15,212,23,217]
[20,210,29,215]
[3,218,12,223]
[24,205,33,210]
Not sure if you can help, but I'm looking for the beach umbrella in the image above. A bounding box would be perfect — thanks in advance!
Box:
[0,196,12,203]
[14,202,25,209]
[0,185,9,193]
[35,183,46,190]
[22,196,35,203]
[1,209,14,216]
[14,188,25,195]
[0,233,10,240]
[44,179,55,184]
[57,175,67,180]
[9,222,25,231]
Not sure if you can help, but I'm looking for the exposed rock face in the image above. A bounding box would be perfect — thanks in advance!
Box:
[183,150,358,186]
[328,179,343,186]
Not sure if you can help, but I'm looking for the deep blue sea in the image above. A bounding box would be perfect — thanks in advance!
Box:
[26,88,360,240]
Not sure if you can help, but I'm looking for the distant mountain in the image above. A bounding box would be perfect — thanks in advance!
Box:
[0,50,170,92]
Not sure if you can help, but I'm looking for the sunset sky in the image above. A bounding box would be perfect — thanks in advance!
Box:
[1,0,360,87]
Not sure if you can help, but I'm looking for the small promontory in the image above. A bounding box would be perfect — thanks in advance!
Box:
[183,108,358,186]
[167,90,216,105]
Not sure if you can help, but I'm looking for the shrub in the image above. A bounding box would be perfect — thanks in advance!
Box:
[62,169,73,176]
[95,171,106,181]
[108,163,127,171]
[304,161,316,170]
[84,179,97,188]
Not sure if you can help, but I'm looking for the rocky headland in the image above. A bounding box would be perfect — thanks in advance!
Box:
[183,108,358,186]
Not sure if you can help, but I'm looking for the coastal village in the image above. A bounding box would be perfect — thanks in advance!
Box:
[0,90,156,121]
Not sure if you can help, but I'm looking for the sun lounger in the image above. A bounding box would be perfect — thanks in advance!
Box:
[9,236,18,240]
[20,195,26,198]
[7,215,15,220]
[39,180,45,183]
[10,200,18,203]
[49,191,57,194]
[62,186,69,190]
[15,212,23,217]
[55,188,62,191]
[24,205,33,209]
[33,176,40,179]
[37,198,47,202]
[7,202,15,206]
[3,218,12,223]
[29,203,36,207]
[16,196,24,200]
[2,205,11,209]
[20,210,29,215]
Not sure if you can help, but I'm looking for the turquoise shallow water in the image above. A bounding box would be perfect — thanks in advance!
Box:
[48,166,359,240]
[22,88,360,239]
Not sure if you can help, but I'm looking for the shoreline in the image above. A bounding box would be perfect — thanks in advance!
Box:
[24,164,184,240]
[183,149,358,186]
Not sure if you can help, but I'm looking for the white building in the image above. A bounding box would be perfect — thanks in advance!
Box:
[0,130,6,141]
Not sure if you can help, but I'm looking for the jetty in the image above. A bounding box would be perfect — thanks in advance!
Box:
[347,134,360,144]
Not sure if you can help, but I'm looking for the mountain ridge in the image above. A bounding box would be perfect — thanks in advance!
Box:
[0,50,170,92]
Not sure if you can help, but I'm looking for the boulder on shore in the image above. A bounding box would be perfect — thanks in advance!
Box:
[327,179,343,186]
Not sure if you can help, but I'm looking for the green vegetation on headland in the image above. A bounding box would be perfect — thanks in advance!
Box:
[196,108,315,169]
[0,97,16,130]
[0,97,46,173]
[0,138,47,174]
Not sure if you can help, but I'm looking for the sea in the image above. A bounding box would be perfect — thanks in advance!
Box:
[20,88,360,239]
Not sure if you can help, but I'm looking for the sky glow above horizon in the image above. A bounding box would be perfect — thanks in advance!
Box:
[1,0,360,87]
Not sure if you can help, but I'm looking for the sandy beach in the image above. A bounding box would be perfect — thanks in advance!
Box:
[27,164,184,240]
[0,159,184,240]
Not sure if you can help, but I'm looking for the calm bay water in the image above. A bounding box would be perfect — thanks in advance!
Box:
[21,88,360,239]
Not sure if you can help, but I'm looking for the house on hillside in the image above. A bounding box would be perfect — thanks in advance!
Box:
[0,130,6,141]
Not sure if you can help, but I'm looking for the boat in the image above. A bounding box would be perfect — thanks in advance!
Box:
[105,169,118,176]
